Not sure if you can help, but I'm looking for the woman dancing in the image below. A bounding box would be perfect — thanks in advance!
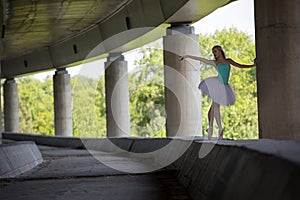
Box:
[180,45,256,139]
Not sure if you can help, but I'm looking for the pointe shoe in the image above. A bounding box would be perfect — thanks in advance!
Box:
[206,127,213,140]
[218,128,224,139]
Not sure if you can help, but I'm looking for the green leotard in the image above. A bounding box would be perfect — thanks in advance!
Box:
[217,63,231,85]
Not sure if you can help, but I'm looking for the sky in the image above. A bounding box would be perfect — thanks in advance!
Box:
[194,0,254,36]
[34,0,255,80]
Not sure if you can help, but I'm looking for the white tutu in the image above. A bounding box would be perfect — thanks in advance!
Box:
[198,77,236,106]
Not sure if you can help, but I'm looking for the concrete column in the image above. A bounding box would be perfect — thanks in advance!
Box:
[255,0,300,140]
[0,74,2,144]
[163,24,201,137]
[3,78,19,133]
[53,69,73,136]
[105,53,130,137]
[0,79,2,144]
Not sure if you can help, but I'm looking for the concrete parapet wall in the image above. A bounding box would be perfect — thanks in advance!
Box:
[175,141,300,200]
[3,133,84,148]
[3,133,174,153]
[0,141,43,178]
[3,133,134,152]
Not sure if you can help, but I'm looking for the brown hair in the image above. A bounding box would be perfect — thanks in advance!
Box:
[212,45,226,59]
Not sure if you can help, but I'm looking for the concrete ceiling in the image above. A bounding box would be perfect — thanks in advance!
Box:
[0,0,235,78]
[1,0,132,60]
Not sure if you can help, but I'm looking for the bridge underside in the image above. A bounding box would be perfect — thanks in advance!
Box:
[0,0,234,78]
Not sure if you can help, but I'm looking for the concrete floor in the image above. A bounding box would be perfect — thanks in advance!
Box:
[2,135,300,200]
[0,145,191,200]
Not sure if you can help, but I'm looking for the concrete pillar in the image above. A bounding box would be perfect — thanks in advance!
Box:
[53,69,73,136]
[163,24,201,137]
[3,78,19,133]
[0,79,2,144]
[0,73,2,144]
[255,0,300,140]
[105,53,130,137]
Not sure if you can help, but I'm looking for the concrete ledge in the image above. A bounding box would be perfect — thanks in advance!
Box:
[3,133,134,152]
[3,133,84,148]
[129,138,171,153]
[175,141,300,200]
[81,138,134,152]
[0,141,43,178]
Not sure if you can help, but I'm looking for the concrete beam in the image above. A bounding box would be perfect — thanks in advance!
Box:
[0,0,185,78]
[1,0,234,78]
[165,0,236,23]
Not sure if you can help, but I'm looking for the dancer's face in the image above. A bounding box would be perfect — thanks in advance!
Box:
[212,48,221,59]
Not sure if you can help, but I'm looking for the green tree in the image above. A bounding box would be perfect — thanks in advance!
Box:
[129,44,166,137]
[17,74,107,138]
[17,76,54,135]
[72,75,106,138]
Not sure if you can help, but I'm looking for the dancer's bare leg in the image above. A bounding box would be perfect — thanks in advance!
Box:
[206,103,214,139]
[213,102,223,139]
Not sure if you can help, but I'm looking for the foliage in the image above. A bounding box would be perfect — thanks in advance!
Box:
[72,75,106,138]
[129,44,166,137]
[17,76,54,135]
[16,74,107,138]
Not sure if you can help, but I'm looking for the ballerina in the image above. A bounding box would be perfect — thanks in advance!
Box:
[180,45,256,139]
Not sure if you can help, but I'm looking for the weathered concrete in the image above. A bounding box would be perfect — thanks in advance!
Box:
[53,69,73,136]
[175,140,300,200]
[3,78,19,133]
[105,54,130,137]
[255,0,300,140]
[163,24,201,137]
[0,141,43,178]
[0,143,191,200]
[2,134,300,199]
[0,65,2,144]
[1,172,188,200]
[1,0,235,78]
[2,133,134,152]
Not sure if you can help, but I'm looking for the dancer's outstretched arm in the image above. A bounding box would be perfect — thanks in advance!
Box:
[180,55,215,66]
[227,58,256,68]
